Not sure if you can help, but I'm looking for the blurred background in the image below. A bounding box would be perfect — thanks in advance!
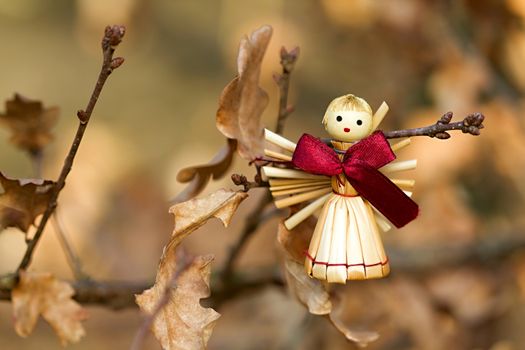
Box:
[1,0,525,349]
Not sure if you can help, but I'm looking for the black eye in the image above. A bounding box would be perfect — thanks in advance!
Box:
[356,119,363,126]
[336,116,342,122]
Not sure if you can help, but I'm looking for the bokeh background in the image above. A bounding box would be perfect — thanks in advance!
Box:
[1,0,525,349]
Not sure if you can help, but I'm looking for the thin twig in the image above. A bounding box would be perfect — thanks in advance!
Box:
[231,173,269,192]
[384,111,485,139]
[52,210,89,280]
[15,25,126,274]
[274,47,299,134]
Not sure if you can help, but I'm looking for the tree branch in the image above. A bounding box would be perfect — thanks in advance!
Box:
[0,234,523,309]
[15,25,126,274]
[274,47,299,134]
[0,268,284,310]
[384,111,485,139]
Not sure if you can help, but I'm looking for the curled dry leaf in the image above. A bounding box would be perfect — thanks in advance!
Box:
[283,259,332,315]
[168,188,248,247]
[278,218,332,314]
[216,25,272,160]
[0,93,59,154]
[136,189,248,349]
[12,271,88,346]
[173,139,237,203]
[329,292,380,348]
[0,172,56,232]
[277,220,379,347]
[277,215,315,264]
[136,255,220,350]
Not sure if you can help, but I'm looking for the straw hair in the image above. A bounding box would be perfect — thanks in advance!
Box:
[322,94,372,126]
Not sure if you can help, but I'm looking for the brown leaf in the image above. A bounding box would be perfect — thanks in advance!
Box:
[216,25,272,160]
[173,139,237,203]
[136,255,220,350]
[0,172,56,232]
[168,188,248,248]
[12,271,88,346]
[283,259,332,315]
[277,216,314,263]
[0,93,59,153]
[328,291,380,347]
[136,189,248,349]
[279,220,331,315]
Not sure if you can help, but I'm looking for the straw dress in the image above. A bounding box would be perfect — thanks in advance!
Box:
[304,140,390,284]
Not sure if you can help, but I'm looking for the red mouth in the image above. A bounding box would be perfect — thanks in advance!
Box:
[344,128,350,133]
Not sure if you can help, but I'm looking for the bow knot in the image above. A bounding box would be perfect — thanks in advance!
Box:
[291,131,418,228]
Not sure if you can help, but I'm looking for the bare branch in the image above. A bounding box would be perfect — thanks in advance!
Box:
[0,234,524,309]
[0,268,285,310]
[274,47,299,135]
[231,173,268,192]
[15,25,126,274]
[384,111,485,139]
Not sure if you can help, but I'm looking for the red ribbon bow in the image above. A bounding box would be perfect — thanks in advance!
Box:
[291,131,419,228]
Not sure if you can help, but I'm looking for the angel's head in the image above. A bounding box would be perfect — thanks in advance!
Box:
[322,94,374,142]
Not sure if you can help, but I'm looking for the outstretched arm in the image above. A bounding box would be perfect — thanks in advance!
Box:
[383,112,485,139]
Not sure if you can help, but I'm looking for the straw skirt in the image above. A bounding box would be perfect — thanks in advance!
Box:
[305,174,390,284]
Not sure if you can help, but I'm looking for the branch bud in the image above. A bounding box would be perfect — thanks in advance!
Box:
[102,25,126,50]
[111,57,125,70]
[77,109,88,124]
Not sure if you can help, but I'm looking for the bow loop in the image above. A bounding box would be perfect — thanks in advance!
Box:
[343,131,395,169]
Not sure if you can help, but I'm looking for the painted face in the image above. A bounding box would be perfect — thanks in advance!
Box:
[324,110,373,142]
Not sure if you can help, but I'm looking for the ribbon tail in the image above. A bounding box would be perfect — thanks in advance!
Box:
[346,166,419,228]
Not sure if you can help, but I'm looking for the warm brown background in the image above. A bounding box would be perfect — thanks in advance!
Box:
[1,0,525,349]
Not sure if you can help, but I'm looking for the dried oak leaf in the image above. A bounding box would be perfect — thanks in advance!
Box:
[216,25,272,160]
[12,271,88,346]
[277,220,379,347]
[278,219,331,315]
[169,188,248,246]
[173,139,237,203]
[0,172,56,232]
[0,94,59,153]
[136,255,219,350]
[329,291,380,348]
[136,189,248,350]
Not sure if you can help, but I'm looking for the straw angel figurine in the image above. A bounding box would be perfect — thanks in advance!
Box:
[262,94,484,284]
